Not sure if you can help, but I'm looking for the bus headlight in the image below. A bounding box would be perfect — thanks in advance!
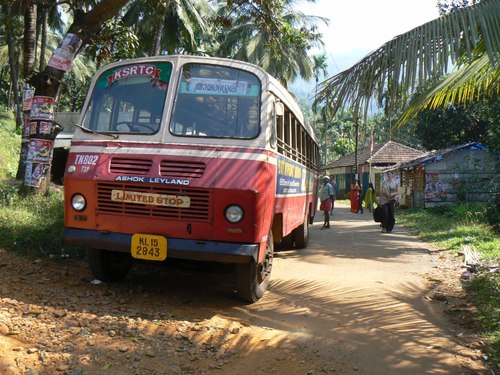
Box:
[225,205,244,223]
[71,194,87,211]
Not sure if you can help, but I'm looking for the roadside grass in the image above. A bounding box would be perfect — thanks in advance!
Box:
[0,186,68,258]
[398,205,499,261]
[0,108,21,178]
[398,206,499,366]
[0,108,82,259]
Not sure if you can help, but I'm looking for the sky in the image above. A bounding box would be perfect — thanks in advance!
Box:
[292,0,441,96]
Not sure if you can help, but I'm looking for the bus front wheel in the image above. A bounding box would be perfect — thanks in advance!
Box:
[235,232,274,303]
[87,249,132,282]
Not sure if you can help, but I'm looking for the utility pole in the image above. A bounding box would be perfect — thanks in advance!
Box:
[354,119,359,179]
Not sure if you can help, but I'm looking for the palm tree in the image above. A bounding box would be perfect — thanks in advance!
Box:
[312,52,328,97]
[311,53,329,162]
[122,0,213,56]
[315,0,500,125]
[215,0,328,87]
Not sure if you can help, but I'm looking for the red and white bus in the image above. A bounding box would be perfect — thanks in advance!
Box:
[62,56,319,302]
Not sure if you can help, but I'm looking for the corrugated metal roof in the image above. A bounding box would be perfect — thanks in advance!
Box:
[321,141,424,170]
[397,142,488,169]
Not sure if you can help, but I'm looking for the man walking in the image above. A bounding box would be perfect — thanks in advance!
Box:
[319,176,334,229]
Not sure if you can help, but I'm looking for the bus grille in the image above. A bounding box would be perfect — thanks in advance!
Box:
[110,157,153,175]
[96,183,211,220]
[160,160,205,178]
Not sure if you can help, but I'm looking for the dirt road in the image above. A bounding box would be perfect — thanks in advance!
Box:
[0,202,489,374]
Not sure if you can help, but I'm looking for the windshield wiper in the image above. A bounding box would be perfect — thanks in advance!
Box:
[73,122,119,139]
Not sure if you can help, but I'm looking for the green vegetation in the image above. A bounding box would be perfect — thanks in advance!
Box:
[0,109,74,259]
[398,205,499,261]
[466,272,500,367]
[399,206,499,365]
[0,107,20,178]
[0,187,67,258]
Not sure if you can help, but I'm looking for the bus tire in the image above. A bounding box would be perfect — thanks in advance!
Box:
[235,232,274,303]
[309,212,315,225]
[87,249,132,282]
[280,233,295,249]
[294,217,310,249]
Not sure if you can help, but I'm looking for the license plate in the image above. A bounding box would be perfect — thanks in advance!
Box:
[131,234,167,261]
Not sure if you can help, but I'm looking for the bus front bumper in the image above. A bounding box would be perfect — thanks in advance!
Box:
[62,228,258,264]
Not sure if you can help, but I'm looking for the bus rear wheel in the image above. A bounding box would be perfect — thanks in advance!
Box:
[87,249,132,282]
[235,232,274,303]
[293,213,310,249]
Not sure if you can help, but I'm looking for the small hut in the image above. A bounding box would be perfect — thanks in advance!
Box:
[394,142,498,208]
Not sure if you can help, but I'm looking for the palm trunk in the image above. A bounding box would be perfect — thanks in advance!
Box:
[15,1,38,180]
[39,7,48,72]
[150,22,164,56]
[3,4,23,130]
[23,1,37,80]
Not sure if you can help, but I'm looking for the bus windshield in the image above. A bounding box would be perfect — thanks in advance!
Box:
[82,62,172,134]
[170,63,261,138]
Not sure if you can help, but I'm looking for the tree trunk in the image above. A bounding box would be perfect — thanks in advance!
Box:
[22,0,130,193]
[150,22,164,56]
[23,1,37,80]
[14,1,38,180]
[39,7,48,72]
[354,119,359,178]
[3,4,23,130]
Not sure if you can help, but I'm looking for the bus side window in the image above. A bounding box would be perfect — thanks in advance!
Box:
[272,100,284,149]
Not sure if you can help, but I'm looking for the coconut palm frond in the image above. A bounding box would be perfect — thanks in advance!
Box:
[175,1,196,47]
[216,0,324,82]
[70,54,96,81]
[396,53,500,125]
[244,32,264,65]
[315,0,500,119]
[174,0,212,50]
[220,22,256,58]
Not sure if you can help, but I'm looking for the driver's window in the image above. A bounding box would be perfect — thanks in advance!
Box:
[81,61,172,134]
[84,94,113,132]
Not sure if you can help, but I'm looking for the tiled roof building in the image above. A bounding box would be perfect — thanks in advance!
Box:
[321,141,425,199]
[322,141,424,170]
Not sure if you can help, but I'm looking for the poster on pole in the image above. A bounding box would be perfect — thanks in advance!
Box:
[24,162,47,188]
[22,88,34,111]
[30,96,55,121]
[47,33,82,72]
[24,117,31,136]
[27,139,54,163]
[29,120,55,136]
